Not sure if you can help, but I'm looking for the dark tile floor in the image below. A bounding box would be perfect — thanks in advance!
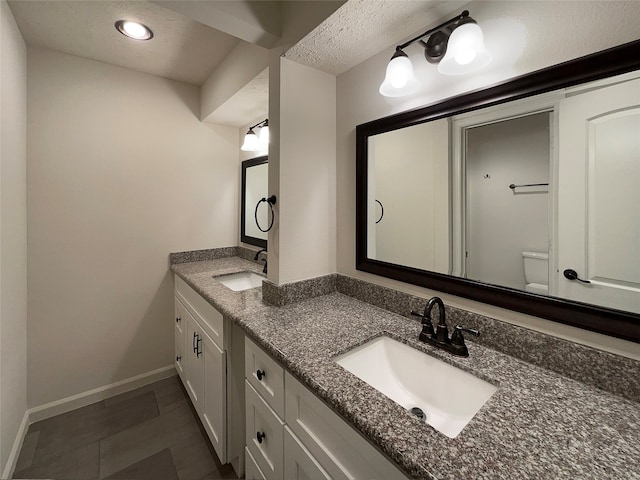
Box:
[13,375,238,480]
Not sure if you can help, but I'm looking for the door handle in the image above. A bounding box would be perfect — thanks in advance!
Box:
[563,269,591,284]
[193,332,198,353]
[196,336,202,358]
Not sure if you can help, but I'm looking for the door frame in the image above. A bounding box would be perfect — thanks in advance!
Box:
[450,93,561,293]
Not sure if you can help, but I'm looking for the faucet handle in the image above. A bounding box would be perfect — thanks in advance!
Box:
[411,310,435,338]
[448,325,479,357]
[451,325,479,345]
[456,325,480,336]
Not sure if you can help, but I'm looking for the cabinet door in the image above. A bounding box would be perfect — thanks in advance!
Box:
[174,297,186,344]
[284,427,331,480]
[175,336,185,379]
[201,329,227,464]
[185,312,204,410]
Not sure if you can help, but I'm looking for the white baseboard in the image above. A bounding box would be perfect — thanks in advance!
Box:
[29,365,176,423]
[2,410,30,480]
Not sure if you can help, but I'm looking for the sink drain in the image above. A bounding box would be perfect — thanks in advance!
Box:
[410,407,426,422]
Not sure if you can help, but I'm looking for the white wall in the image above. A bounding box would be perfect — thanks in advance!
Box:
[27,47,239,408]
[0,0,28,474]
[370,120,449,273]
[268,57,336,285]
[336,0,640,357]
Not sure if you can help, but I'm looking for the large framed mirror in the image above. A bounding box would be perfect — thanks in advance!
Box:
[356,39,640,343]
[241,156,268,249]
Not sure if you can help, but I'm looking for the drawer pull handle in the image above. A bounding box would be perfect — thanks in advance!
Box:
[176,316,181,323]
[193,332,197,353]
[256,431,266,444]
[176,355,181,362]
[256,369,266,381]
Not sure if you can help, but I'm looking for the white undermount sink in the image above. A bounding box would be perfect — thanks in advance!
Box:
[215,271,264,291]
[335,336,497,438]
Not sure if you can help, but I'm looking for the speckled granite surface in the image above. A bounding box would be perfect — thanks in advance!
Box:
[169,246,238,264]
[237,245,264,262]
[262,274,337,306]
[171,257,640,480]
[336,275,640,402]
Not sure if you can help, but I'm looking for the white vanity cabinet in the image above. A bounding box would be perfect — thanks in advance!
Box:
[174,276,245,474]
[244,337,410,480]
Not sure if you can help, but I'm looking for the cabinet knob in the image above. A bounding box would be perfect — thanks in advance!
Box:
[176,355,181,362]
[256,431,266,444]
[176,317,181,323]
[256,369,266,381]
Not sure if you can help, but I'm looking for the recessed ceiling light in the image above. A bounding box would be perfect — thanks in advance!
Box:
[115,20,153,41]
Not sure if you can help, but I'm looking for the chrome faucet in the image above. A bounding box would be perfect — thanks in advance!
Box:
[411,296,480,357]
[254,249,267,274]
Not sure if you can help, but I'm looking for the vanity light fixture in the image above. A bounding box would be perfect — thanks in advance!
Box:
[379,10,491,97]
[241,119,269,152]
[258,119,269,148]
[115,20,153,41]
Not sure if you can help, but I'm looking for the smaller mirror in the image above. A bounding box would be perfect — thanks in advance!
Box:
[241,156,268,248]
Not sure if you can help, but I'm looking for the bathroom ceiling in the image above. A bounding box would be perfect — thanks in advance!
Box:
[8,0,465,126]
[7,0,241,86]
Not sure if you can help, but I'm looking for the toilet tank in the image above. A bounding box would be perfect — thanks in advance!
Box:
[522,251,549,284]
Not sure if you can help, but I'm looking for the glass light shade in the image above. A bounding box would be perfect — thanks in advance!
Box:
[116,20,153,40]
[258,125,269,147]
[438,22,491,75]
[241,130,260,151]
[124,22,147,38]
[379,51,420,97]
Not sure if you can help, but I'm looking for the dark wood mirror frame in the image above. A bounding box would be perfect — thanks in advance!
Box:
[241,156,268,249]
[356,39,640,343]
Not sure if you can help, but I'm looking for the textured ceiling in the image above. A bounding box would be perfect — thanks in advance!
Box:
[8,0,241,86]
[206,68,270,127]
[286,0,466,76]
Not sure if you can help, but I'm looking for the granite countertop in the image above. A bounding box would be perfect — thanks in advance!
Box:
[172,257,640,480]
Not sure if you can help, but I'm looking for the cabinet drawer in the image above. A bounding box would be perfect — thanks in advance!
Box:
[285,372,410,480]
[284,426,331,480]
[175,276,224,349]
[246,382,284,480]
[245,447,266,480]
[245,337,285,418]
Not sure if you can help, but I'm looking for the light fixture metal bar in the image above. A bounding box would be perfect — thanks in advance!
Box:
[396,10,469,51]
[248,118,268,131]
